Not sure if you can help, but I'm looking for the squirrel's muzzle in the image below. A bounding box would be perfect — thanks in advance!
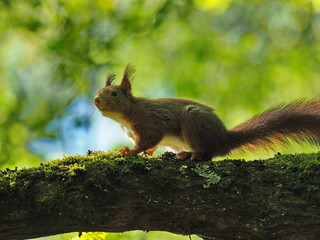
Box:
[94,96,109,113]
[94,96,101,106]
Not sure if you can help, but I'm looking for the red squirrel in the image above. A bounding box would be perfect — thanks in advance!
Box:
[94,65,320,161]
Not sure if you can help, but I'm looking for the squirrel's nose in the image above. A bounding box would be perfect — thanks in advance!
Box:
[94,97,100,105]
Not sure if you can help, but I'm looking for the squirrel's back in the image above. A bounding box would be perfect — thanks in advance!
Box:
[130,97,213,133]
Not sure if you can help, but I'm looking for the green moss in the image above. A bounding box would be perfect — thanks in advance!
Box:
[179,165,188,175]
[193,163,221,188]
[269,152,320,168]
[1,150,320,222]
[263,152,320,199]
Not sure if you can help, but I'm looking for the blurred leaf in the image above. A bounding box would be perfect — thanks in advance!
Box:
[76,232,108,240]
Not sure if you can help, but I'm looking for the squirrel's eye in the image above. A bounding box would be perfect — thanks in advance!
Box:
[111,91,118,97]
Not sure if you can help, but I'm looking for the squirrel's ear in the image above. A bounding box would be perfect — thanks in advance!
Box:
[106,72,116,87]
[120,64,135,94]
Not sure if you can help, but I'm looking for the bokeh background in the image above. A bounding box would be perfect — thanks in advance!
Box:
[1,0,319,239]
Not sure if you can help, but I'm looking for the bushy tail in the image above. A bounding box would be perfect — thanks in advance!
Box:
[227,99,320,153]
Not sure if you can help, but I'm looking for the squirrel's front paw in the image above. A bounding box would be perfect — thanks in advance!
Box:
[117,147,131,156]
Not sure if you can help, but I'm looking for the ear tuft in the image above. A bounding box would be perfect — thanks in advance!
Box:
[106,72,116,87]
[120,64,135,94]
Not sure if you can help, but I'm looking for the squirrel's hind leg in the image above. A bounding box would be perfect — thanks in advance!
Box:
[191,152,212,161]
[180,105,228,160]
[176,151,192,160]
[176,151,211,161]
[143,145,158,156]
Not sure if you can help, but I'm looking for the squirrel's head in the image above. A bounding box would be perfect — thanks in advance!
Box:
[94,65,135,117]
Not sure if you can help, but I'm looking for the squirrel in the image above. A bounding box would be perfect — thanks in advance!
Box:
[94,65,320,161]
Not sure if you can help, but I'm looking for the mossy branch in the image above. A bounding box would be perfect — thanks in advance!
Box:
[1,151,320,240]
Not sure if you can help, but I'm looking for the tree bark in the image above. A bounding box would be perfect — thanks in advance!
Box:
[0,151,320,240]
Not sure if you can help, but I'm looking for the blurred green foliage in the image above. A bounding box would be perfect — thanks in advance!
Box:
[1,0,320,239]
[75,231,202,240]
[38,231,202,240]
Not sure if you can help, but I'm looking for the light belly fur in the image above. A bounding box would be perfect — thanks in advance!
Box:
[159,135,193,153]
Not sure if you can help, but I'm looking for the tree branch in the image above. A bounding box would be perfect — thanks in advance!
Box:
[1,151,320,240]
